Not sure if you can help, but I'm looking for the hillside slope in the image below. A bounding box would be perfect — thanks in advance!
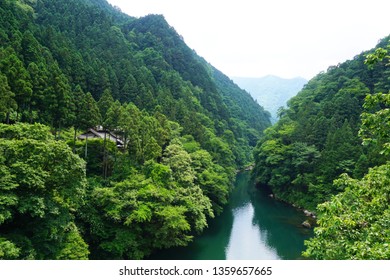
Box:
[253,36,390,210]
[1,0,271,165]
[0,0,270,259]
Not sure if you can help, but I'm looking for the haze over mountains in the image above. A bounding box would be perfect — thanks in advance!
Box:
[252,35,390,259]
[2,0,390,262]
[0,0,271,260]
[233,76,307,123]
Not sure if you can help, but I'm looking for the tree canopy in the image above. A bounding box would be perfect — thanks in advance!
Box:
[253,37,390,210]
[303,45,390,259]
[0,0,271,259]
[251,35,390,259]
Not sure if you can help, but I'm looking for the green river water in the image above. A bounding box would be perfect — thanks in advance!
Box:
[151,172,313,260]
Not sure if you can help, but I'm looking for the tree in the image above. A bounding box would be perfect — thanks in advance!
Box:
[162,139,195,187]
[102,100,123,178]
[190,149,230,214]
[80,168,213,259]
[0,47,32,121]
[303,166,390,259]
[0,238,20,259]
[97,89,114,123]
[252,41,390,210]
[55,223,89,260]
[21,31,42,65]
[27,62,48,123]
[319,120,361,183]
[0,73,17,123]
[0,123,89,259]
[359,92,390,155]
[120,74,138,103]
[103,100,122,131]
[304,50,390,259]
[44,62,75,136]
[73,85,101,153]
[0,0,277,260]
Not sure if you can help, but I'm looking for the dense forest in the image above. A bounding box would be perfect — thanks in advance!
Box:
[253,37,390,259]
[3,0,389,261]
[0,0,271,259]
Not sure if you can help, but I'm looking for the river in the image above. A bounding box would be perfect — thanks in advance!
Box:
[150,172,313,260]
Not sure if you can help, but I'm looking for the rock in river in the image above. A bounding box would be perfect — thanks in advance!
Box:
[302,220,311,229]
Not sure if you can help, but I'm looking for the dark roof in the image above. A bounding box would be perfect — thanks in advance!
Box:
[78,128,124,146]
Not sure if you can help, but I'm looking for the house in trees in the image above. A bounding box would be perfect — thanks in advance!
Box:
[78,127,124,148]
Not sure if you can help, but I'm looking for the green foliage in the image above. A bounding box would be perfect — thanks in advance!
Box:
[190,149,230,214]
[80,170,213,259]
[253,38,390,210]
[0,47,32,119]
[97,89,114,122]
[0,123,88,259]
[365,47,389,68]
[73,138,117,177]
[74,122,232,259]
[304,165,390,259]
[162,139,195,187]
[0,0,271,259]
[304,67,390,258]
[0,0,271,168]
[360,92,390,154]
[0,73,17,123]
[73,86,101,131]
[55,222,89,260]
[0,238,20,259]
[0,122,53,140]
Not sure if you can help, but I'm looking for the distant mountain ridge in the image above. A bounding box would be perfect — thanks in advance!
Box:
[0,0,272,260]
[233,75,307,122]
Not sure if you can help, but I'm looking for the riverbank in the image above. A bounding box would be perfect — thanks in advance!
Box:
[266,192,317,229]
[150,172,313,260]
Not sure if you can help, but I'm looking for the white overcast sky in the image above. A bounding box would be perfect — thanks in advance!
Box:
[107,0,389,80]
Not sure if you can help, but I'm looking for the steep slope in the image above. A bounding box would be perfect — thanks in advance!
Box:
[233,75,307,123]
[0,0,271,259]
[303,47,390,260]
[253,36,390,210]
[1,0,270,165]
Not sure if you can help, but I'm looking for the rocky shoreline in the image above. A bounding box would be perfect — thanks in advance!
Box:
[268,193,317,229]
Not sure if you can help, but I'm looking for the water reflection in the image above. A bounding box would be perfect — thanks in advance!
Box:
[150,172,312,260]
[248,177,312,259]
[226,203,280,260]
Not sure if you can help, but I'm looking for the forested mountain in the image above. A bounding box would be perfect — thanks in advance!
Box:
[253,38,390,209]
[233,76,307,123]
[253,37,390,259]
[0,0,270,259]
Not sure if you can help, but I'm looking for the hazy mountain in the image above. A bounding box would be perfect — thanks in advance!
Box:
[233,76,307,122]
[0,0,272,259]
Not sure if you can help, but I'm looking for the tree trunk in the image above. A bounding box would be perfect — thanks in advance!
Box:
[85,134,89,159]
[103,131,107,179]
[73,128,77,153]
[5,112,10,124]
[105,133,109,178]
